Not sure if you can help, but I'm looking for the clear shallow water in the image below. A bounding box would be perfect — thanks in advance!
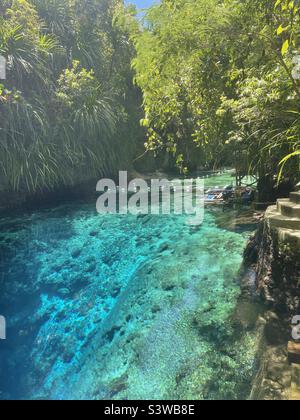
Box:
[0,188,262,400]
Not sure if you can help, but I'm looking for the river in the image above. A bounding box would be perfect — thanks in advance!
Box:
[0,174,263,400]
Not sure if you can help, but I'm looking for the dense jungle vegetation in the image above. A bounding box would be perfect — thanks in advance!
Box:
[0,0,299,198]
[0,0,141,194]
[131,0,300,197]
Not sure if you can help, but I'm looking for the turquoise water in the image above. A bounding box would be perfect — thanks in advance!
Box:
[202,172,256,189]
[0,188,261,400]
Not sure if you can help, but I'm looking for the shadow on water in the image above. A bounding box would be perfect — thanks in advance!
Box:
[0,206,81,399]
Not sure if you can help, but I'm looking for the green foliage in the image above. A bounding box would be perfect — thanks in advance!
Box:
[132,0,300,182]
[132,0,232,171]
[1,0,299,193]
[0,0,139,193]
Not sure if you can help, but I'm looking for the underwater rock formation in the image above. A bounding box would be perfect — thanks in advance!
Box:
[0,202,261,400]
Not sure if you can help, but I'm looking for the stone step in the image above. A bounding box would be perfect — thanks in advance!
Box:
[289,364,300,400]
[288,342,300,365]
[290,192,300,204]
[266,206,300,230]
[277,228,300,246]
[277,199,300,218]
[277,199,290,214]
[290,389,300,400]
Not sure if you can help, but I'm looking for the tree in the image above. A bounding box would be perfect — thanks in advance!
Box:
[132,0,300,191]
[0,0,141,193]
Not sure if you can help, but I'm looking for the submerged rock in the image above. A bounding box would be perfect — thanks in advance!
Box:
[0,202,262,400]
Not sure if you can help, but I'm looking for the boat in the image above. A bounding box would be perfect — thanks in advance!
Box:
[205,185,235,205]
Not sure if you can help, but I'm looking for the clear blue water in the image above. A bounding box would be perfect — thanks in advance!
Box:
[0,179,262,400]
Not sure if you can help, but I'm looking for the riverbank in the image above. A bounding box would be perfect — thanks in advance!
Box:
[244,192,300,400]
